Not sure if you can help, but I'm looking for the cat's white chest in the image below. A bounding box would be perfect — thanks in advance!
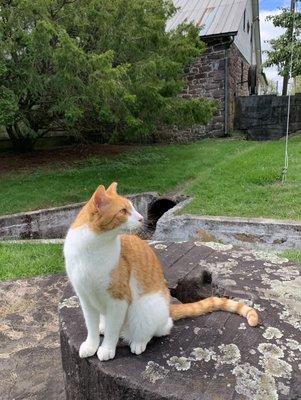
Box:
[64,226,121,308]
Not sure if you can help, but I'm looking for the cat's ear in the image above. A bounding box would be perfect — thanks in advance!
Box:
[93,185,108,210]
[106,182,118,195]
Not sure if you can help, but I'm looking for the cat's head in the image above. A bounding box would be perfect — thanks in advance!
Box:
[85,182,144,233]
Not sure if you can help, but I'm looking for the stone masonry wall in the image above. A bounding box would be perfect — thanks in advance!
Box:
[181,39,227,138]
[158,40,252,142]
[235,94,301,140]
[228,44,250,131]
[153,38,228,143]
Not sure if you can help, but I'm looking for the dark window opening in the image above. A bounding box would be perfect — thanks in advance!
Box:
[243,9,246,31]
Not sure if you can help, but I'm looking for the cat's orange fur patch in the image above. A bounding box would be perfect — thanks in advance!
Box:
[108,235,169,302]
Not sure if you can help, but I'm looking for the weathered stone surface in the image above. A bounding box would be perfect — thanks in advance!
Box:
[0,192,158,241]
[154,199,301,251]
[0,274,68,400]
[60,241,301,400]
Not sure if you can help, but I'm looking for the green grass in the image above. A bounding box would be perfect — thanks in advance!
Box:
[1,137,301,220]
[0,243,299,282]
[0,243,64,281]
[280,250,301,265]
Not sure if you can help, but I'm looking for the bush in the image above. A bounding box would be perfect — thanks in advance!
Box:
[0,0,216,151]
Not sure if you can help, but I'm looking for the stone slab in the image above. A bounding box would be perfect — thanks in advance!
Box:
[154,199,301,251]
[0,275,68,400]
[59,241,301,400]
[0,193,158,241]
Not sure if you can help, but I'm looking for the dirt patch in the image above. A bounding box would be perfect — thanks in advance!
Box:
[0,143,137,175]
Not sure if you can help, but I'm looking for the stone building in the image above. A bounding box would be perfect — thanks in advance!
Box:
[166,0,266,139]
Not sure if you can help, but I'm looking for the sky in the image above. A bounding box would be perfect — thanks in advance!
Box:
[259,0,293,92]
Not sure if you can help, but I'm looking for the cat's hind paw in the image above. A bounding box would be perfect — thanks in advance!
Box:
[79,340,99,358]
[97,346,115,361]
[130,342,147,355]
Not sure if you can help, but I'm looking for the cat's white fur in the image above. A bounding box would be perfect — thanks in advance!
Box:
[64,203,173,361]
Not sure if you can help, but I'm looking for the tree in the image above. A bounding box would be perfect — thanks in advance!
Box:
[261,79,278,95]
[264,4,301,96]
[0,0,216,151]
[293,76,301,93]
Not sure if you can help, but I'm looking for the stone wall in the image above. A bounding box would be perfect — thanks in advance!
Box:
[181,38,228,139]
[228,44,250,131]
[234,94,301,140]
[0,193,158,240]
[161,39,252,142]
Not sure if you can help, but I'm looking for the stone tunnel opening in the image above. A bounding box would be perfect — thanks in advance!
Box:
[141,198,177,239]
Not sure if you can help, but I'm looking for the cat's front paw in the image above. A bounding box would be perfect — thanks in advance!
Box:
[97,345,115,361]
[130,342,147,355]
[79,340,99,358]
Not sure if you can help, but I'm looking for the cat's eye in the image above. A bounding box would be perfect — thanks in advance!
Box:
[120,208,128,215]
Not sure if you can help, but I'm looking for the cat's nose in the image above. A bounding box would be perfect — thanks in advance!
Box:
[138,216,144,223]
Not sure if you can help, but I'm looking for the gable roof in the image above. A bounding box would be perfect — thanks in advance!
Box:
[166,0,248,37]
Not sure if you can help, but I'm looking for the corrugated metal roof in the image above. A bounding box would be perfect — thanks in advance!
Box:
[166,0,248,37]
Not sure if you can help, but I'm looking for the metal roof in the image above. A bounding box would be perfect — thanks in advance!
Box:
[166,0,248,37]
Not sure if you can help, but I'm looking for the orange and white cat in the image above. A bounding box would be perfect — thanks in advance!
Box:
[64,182,258,361]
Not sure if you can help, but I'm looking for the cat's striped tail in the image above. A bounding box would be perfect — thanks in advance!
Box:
[170,297,258,326]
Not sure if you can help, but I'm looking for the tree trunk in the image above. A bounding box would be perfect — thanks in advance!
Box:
[282,75,289,96]
[6,124,36,153]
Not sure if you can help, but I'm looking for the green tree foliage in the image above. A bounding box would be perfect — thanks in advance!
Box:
[0,0,216,151]
[261,79,278,95]
[264,8,301,79]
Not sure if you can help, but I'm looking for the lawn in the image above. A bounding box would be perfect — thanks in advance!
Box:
[0,242,300,281]
[0,243,64,281]
[1,136,301,220]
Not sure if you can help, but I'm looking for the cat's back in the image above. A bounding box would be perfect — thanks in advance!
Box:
[120,234,158,264]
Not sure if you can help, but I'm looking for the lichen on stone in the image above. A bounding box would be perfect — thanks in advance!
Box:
[260,356,292,379]
[258,343,284,359]
[59,295,79,309]
[154,243,167,250]
[191,347,216,362]
[197,242,233,251]
[142,361,169,383]
[216,344,241,367]
[251,251,289,264]
[232,363,278,400]
[286,338,301,351]
[278,381,290,396]
[253,303,265,312]
[262,327,283,340]
[199,258,238,278]
[167,356,191,371]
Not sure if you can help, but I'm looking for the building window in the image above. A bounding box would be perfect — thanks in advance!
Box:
[243,9,246,31]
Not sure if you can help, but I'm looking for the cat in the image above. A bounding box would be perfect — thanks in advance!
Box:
[64,182,258,361]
